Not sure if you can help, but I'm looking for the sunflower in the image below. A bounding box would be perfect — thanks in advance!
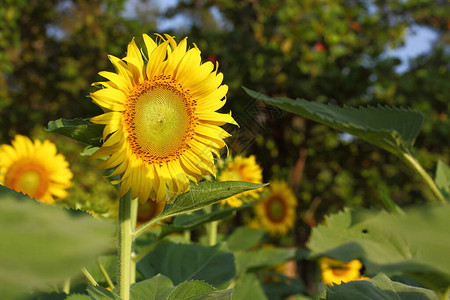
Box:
[136,199,166,226]
[0,135,73,204]
[254,181,297,236]
[319,257,366,285]
[90,34,237,203]
[219,155,263,207]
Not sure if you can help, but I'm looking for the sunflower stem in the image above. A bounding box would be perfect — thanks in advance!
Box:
[130,196,138,285]
[401,153,446,204]
[205,205,218,245]
[117,190,135,300]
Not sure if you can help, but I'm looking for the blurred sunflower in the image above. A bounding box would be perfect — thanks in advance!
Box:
[90,34,236,203]
[254,181,297,236]
[0,135,73,204]
[219,155,263,207]
[319,257,367,285]
[136,199,166,226]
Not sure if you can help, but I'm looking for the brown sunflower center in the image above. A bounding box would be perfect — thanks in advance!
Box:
[124,76,197,163]
[265,195,287,223]
[5,161,49,199]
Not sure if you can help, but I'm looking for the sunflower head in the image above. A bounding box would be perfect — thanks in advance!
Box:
[90,34,237,204]
[254,180,297,236]
[219,155,263,207]
[319,257,365,285]
[0,135,73,204]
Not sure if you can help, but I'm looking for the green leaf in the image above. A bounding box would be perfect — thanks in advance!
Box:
[244,87,423,156]
[226,227,266,251]
[65,294,92,300]
[87,286,121,300]
[325,273,439,300]
[307,205,450,289]
[232,273,268,300]
[130,274,232,300]
[263,275,305,300]
[137,241,235,287]
[160,181,267,219]
[0,186,115,299]
[159,206,249,239]
[435,160,450,200]
[131,274,174,300]
[46,118,104,146]
[235,248,297,276]
[167,280,215,300]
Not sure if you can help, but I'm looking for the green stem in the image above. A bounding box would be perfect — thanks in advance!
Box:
[401,153,446,204]
[133,216,163,240]
[81,267,98,286]
[205,205,218,246]
[97,259,114,290]
[130,196,138,285]
[184,230,191,241]
[117,190,135,300]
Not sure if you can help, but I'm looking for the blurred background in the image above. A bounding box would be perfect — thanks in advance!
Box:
[1,0,449,242]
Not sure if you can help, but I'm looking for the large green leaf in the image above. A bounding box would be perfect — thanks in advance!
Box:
[131,274,175,300]
[134,181,266,238]
[435,160,450,200]
[232,273,268,300]
[226,227,266,252]
[158,206,249,240]
[130,274,232,300]
[235,248,297,276]
[46,118,104,146]
[325,273,439,300]
[307,205,450,289]
[160,181,266,219]
[244,87,423,156]
[0,186,115,299]
[137,241,235,287]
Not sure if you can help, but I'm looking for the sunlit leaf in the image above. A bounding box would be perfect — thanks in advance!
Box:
[325,273,439,300]
[244,87,423,156]
[0,186,115,299]
[46,118,104,146]
[307,205,450,290]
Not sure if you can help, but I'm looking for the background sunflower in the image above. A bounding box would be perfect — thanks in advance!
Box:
[319,257,366,286]
[219,155,263,207]
[0,135,73,204]
[254,180,297,236]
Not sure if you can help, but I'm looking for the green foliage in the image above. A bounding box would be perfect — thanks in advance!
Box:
[226,227,266,251]
[435,160,450,200]
[137,241,235,287]
[235,248,297,276]
[307,205,450,290]
[325,273,439,300]
[130,274,232,300]
[46,118,104,147]
[160,181,267,220]
[158,206,249,240]
[87,286,121,300]
[232,273,268,300]
[244,87,423,157]
[0,186,115,299]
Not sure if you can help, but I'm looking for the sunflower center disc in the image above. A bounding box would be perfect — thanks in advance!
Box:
[6,163,49,199]
[268,197,286,222]
[134,87,189,157]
